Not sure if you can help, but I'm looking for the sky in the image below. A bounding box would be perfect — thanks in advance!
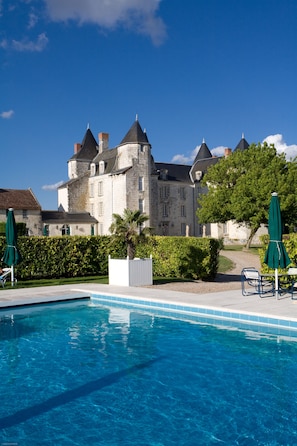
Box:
[1,0,297,210]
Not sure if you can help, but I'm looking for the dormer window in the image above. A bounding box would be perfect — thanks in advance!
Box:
[99,161,105,175]
[90,163,96,176]
[160,169,168,180]
[195,171,203,181]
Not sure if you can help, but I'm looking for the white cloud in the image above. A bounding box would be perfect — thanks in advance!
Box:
[171,145,200,164]
[12,32,49,52]
[44,0,167,45]
[263,134,297,160]
[210,145,227,157]
[1,109,14,119]
[42,180,64,191]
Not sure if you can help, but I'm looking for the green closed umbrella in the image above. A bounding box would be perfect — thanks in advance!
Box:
[2,208,22,285]
[264,192,291,298]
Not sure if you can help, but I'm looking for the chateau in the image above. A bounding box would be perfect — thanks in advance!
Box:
[57,117,265,242]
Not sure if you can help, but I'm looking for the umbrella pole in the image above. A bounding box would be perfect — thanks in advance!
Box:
[275,268,278,299]
[11,265,14,286]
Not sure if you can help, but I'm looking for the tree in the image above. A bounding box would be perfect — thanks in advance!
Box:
[197,142,297,248]
[109,208,150,259]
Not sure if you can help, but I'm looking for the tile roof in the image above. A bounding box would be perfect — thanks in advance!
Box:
[0,188,41,210]
[41,211,97,223]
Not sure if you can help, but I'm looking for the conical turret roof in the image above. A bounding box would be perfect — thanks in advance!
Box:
[70,128,98,160]
[235,133,249,151]
[120,118,149,145]
[193,139,212,164]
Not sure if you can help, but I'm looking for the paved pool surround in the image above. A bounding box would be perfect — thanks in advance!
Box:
[1,283,297,334]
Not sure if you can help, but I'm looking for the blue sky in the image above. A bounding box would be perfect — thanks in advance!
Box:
[1,0,297,210]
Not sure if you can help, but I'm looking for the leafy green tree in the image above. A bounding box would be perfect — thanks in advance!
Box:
[109,208,150,259]
[197,142,297,248]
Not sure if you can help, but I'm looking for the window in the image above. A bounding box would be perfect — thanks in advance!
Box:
[138,176,144,191]
[99,161,105,175]
[43,225,49,236]
[162,203,168,217]
[181,223,186,236]
[99,202,103,216]
[181,205,186,217]
[139,199,144,213]
[22,210,28,219]
[180,187,186,200]
[90,163,96,176]
[61,224,70,235]
[160,185,170,199]
[98,181,103,196]
[195,171,203,181]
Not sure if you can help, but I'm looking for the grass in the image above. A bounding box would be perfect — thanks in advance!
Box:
[1,275,109,290]
[223,245,262,255]
[218,255,234,273]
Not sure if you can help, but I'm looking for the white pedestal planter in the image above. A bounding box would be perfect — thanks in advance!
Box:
[108,255,153,286]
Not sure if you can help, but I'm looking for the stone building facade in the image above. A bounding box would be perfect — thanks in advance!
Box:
[0,188,42,235]
[58,118,266,243]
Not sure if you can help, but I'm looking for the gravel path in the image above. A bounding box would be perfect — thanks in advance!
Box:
[147,249,261,294]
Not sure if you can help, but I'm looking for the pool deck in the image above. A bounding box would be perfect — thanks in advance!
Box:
[0,283,297,324]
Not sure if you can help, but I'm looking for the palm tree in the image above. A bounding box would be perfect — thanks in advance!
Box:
[109,209,150,260]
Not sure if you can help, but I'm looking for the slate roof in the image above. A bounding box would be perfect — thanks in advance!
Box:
[119,119,149,145]
[57,172,89,189]
[155,162,192,184]
[190,157,221,182]
[92,147,118,174]
[235,134,249,151]
[70,128,98,161]
[41,211,97,224]
[192,140,212,164]
[0,188,41,210]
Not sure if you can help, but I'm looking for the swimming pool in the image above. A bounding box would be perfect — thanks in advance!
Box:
[1,298,297,445]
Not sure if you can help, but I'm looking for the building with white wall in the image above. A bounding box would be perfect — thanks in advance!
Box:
[58,118,266,243]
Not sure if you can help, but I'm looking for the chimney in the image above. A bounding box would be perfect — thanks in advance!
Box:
[224,148,232,157]
[98,132,109,153]
[74,143,81,154]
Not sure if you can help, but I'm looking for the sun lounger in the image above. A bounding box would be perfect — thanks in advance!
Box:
[241,267,274,298]
[285,268,297,300]
[0,268,12,287]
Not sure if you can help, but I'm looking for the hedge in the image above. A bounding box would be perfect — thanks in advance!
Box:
[0,235,221,281]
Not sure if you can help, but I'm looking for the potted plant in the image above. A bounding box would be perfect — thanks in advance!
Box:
[108,209,153,286]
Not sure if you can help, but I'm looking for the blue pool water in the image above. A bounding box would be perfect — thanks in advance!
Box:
[1,299,297,445]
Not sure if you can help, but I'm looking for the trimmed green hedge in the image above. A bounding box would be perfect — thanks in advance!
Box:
[0,235,221,281]
[0,222,26,236]
[136,236,220,280]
